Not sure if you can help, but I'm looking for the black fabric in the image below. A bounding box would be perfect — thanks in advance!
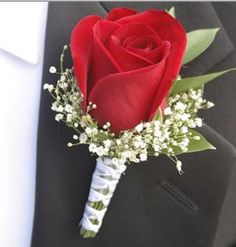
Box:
[206,3,236,247]
[32,2,236,247]
[200,2,236,147]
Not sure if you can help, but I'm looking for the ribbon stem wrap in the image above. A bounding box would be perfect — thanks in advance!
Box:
[80,157,127,238]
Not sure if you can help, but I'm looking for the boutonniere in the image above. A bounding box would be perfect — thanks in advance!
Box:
[44,7,235,238]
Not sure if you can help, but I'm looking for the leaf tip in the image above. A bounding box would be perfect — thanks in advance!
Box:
[209,145,217,150]
[213,27,220,36]
[208,27,220,34]
[167,6,175,18]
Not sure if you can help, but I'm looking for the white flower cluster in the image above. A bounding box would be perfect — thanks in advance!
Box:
[44,46,214,174]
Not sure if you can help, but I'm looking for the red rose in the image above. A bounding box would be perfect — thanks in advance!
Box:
[71,7,187,134]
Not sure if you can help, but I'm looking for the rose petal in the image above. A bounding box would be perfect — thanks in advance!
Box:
[107,7,137,21]
[149,20,187,119]
[106,22,164,71]
[127,40,170,64]
[125,34,159,50]
[92,20,122,85]
[112,22,160,44]
[107,35,152,71]
[115,10,187,119]
[71,15,102,109]
[116,10,176,31]
[88,54,169,134]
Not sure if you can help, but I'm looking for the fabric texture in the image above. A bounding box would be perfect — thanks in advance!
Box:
[32,2,236,247]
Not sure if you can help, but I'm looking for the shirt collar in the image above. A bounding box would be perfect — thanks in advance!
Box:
[0,2,48,65]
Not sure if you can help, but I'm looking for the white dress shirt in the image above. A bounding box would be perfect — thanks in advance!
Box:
[0,3,48,247]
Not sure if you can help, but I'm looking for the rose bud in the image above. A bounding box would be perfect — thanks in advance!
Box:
[71,7,187,134]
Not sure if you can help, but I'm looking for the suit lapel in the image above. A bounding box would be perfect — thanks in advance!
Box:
[33,2,108,246]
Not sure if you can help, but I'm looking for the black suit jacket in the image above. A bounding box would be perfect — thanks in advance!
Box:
[32,2,236,247]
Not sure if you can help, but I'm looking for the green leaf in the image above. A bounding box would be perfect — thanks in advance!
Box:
[183,28,219,65]
[186,129,216,153]
[153,107,163,123]
[170,68,236,96]
[173,129,216,155]
[166,6,175,18]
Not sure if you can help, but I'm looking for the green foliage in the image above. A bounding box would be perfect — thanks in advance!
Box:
[183,28,219,65]
[170,68,236,96]
[187,129,216,152]
[174,129,216,155]
[153,107,163,123]
[166,6,175,18]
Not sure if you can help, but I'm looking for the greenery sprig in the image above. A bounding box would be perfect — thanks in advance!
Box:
[44,45,215,175]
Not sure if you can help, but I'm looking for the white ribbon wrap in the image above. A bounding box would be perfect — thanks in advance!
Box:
[80,157,127,233]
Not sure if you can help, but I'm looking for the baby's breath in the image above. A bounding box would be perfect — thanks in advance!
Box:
[44,47,214,174]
